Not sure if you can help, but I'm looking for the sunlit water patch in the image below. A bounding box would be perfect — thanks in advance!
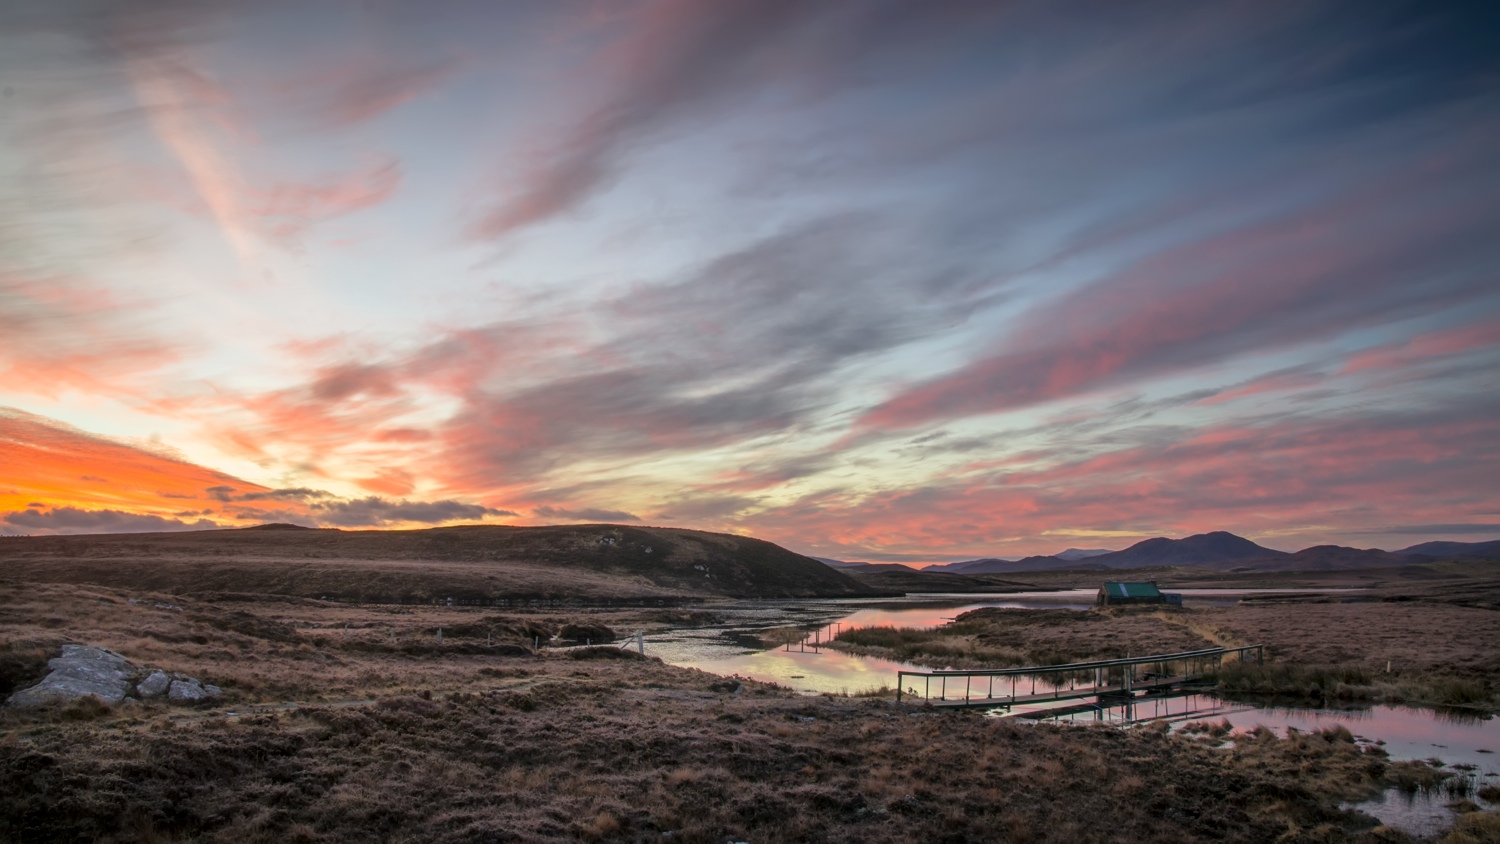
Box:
[1019,693,1500,837]
[649,589,1360,695]
[645,589,1492,837]
[1208,704,1500,837]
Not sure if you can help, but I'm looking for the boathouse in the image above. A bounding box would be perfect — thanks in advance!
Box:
[1096,581,1182,607]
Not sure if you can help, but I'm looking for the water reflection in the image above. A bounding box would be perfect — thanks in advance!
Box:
[1020,693,1500,838]
[1207,703,1500,773]
[651,594,1489,840]
[652,589,1363,695]
[677,646,923,696]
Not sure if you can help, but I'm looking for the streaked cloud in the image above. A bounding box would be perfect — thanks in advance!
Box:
[310,496,515,528]
[1,1,1497,555]
[533,505,641,523]
[2,506,220,534]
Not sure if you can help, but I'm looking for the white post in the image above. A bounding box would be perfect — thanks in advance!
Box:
[637,630,645,655]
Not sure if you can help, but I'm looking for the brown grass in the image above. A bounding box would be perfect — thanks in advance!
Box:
[1441,811,1500,844]
[0,580,1422,843]
[1202,602,1500,709]
[0,523,878,601]
[0,688,1407,844]
[830,607,1214,669]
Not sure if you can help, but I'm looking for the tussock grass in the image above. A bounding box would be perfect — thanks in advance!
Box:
[1217,661,1495,709]
[0,580,1445,843]
[830,608,1214,670]
[1442,811,1500,844]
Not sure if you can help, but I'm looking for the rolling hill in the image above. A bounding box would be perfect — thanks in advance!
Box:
[1089,531,1286,568]
[1056,548,1113,560]
[842,567,1037,594]
[1397,539,1500,558]
[0,523,885,602]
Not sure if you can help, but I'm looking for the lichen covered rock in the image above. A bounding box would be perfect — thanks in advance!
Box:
[137,669,170,698]
[5,645,134,707]
[167,679,208,702]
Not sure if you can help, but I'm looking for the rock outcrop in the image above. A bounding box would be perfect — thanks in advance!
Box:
[167,679,207,702]
[5,644,222,708]
[136,669,170,698]
[4,645,134,707]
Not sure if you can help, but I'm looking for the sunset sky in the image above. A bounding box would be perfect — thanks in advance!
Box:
[2,1,1498,562]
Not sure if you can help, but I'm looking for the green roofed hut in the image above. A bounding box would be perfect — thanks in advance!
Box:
[1097,581,1182,607]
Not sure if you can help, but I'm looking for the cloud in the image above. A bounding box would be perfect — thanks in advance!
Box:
[2,506,220,535]
[650,494,759,522]
[1364,524,1500,536]
[310,496,516,527]
[737,392,1500,560]
[855,131,1500,433]
[209,214,988,497]
[0,276,182,399]
[469,0,826,238]
[225,507,315,526]
[1341,319,1500,375]
[6,2,1500,559]
[533,505,641,523]
[145,145,403,254]
[281,52,458,128]
[0,407,274,515]
[233,487,333,502]
[1197,367,1328,406]
[435,215,987,489]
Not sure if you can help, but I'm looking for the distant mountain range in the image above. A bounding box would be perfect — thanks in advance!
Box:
[1056,548,1112,561]
[816,533,1500,575]
[1396,539,1500,558]
[811,557,918,573]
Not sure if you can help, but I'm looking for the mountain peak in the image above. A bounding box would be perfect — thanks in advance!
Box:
[1055,547,1112,561]
[1091,531,1283,568]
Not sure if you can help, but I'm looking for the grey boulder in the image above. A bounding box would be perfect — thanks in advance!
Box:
[137,669,171,698]
[5,645,135,707]
[167,679,208,702]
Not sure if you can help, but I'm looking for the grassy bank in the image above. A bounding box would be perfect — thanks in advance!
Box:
[0,579,1473,842]
[1215,661,1494,710]
[830,602,1500,712]
[828,607,1213,670]
[1,657,1443,843]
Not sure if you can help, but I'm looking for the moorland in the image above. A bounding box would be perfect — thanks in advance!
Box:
[2,523,1499,842]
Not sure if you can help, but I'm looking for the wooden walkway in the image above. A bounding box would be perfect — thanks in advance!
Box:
[896,645,1264,709]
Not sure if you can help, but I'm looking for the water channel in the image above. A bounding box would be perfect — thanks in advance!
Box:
[645,588,1499,837]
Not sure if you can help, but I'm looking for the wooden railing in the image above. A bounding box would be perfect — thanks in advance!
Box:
[895,644,1265,707]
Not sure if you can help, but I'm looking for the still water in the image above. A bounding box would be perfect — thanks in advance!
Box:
[1022,693,1500,837]
[649,589,1493,836]
[654,589,1351,695]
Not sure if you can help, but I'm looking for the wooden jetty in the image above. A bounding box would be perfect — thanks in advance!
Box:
[895,644,1265,709]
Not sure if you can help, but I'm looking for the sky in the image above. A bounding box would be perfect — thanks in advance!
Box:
[2,0,1498,563]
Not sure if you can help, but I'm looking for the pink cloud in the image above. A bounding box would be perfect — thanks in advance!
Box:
[1197,368,1326,405]
[282,54,459,128]
[0,274,181,399]
[739,402,1500,561]
[468,0,819,239]
[1341,319,1500,375]
[854,135,1500,434]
